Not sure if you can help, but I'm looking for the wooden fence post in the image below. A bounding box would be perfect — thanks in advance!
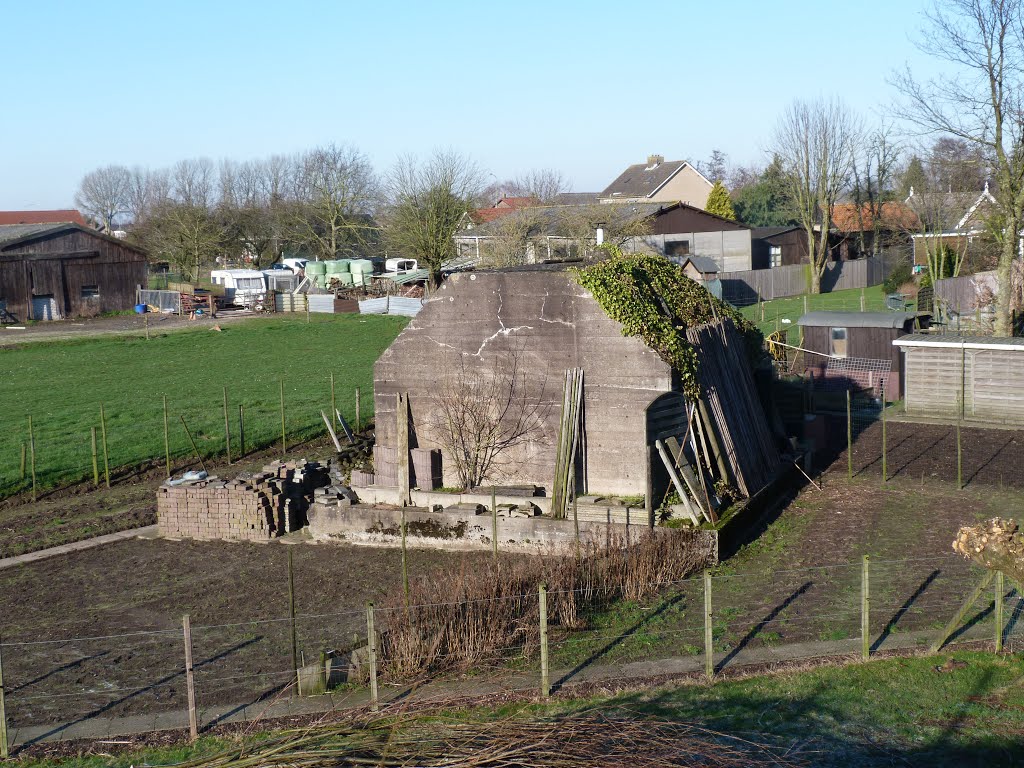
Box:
[279,380,287,457]
[99,404,110,488]
[179,416,208,474]
[163,395,171,478]
[861,555,870,661]
[288,549,298,692]
[539,583,550,699]
[91,427,100,486]
[846,389,852,480]
[397,393,410,506]
[860,287,866,312]
[366,602,379,712]
[27,415,37,501]
[330,373,337,432]
[19,443,25,482]
[355,387,361,433]
[995,571,1005,652]
[704,570,714,680]
[880,383,887,485]
[223,387,231,464]
[492,486,498,561]
[238,404,245,458]
[182,615,198,741]
[401,508,410,612]
[0,635,8,759]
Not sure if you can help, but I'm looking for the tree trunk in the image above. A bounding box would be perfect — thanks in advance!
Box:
[994,227,1017,337]
[807,230,820,294]
[954,518,1024,584]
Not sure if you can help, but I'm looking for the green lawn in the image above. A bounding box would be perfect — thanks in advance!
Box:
[0,314,407,496]
[739,284,895,335]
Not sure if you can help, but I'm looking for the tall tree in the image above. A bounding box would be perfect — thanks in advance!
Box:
[770,98,859,293]
[893,0,1024,336]
[75,165,130,231]
[383,150,484,287]
[850,123,902,256]
[704,181,737,220]
[732,156,796,227]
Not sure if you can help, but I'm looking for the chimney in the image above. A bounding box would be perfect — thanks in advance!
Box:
[646,154,664,167]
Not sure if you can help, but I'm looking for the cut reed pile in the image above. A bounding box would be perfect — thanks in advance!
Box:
[379,528,716,679]
[172,708,802,767]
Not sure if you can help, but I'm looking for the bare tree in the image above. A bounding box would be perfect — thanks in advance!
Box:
[137,202,227,280]
[893,0,1024,336]
[479,207,548,267]
[509,168,567,202]
[170,158,216,208]
[124,166,170,226]
[383,150,484,287]
[291,144,378,261]
[850,123,903,256]
[554,203,653,260]
[75,165,130,231]
[771,98,860,293]
[427,348,548,489]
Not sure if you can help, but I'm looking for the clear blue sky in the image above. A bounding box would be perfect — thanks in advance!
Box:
[1,0,939,209]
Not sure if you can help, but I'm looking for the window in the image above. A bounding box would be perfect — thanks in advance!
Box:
[81,285,100,299]
[830,327,848,358]
[770,245,782,267]
[665,240,690,257]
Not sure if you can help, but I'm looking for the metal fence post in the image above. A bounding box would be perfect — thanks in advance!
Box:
[366,602,379,712]
[861,555,870,661]
[182,615,198,741]
[846,390,852,480]
[704,570,714,680]
[539,584,550,699]
[99,404,110,488]
[880,383,887,485]
[288,549,298,692]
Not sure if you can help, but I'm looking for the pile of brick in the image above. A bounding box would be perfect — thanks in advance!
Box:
[157,459,330,542]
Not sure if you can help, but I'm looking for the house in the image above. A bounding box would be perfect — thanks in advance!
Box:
[454,202,755,271]
[795,311,927,399]
[0,223,148,321]
[0,209,87,226]
[599,155,713,209]
[894,334,1024,424]
[462,196,540,229]
[830,202,920,258]
[905,185,997,268]
[371,265,778,517]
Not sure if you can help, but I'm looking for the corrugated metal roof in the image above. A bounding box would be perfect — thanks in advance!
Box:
[894,333,1024,351]
[797,311,918,329]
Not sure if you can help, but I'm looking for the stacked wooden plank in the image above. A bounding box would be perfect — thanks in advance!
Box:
[686,319,780,498]
[549,368,584,520]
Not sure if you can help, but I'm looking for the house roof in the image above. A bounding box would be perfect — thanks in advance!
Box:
[751,226,802,239]
[0,222,146,255]
[830,202,920,233]
[494,196,537,209]
[600,158,708,200]
[468,196,540,225]
[894,333,1024,351]
[797,311,919,329]
[456,202,669,239]
[680,256,720,274]
[0,209,86,226]
[551,192,600,206]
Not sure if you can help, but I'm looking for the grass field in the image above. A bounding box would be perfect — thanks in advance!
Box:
[0,314,407,496]
[15,651,1024,767]
[738,284,896,335]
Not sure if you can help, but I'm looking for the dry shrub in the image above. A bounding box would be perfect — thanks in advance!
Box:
[378,528,715,680]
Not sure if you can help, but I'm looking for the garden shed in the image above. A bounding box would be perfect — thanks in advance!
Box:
[0,223,148,321]
[894,334,1024,425]
[795,311,925,398]
[370,261,779,520]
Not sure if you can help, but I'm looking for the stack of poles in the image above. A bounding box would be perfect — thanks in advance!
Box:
[550,368,584,520]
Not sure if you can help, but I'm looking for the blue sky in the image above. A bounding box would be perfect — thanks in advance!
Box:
[1,0,939,209]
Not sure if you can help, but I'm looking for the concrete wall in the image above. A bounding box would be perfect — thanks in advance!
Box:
[307,502,718,558]
[637,231,752,271]
[373,269,675,496]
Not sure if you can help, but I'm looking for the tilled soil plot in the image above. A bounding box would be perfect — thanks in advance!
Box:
[0,538,495,727]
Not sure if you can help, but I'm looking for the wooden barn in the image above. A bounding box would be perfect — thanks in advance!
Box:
[894,335,1024,425]
[0,224,148,321]
[795,311,926,398]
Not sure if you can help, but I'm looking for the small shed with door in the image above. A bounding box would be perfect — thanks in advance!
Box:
[0,223,148,321]
[893,334,1024,424]
[795,311,925,398]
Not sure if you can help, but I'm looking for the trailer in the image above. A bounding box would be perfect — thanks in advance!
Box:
[210,269,267,309]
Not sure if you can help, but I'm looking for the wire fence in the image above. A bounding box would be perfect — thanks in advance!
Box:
[1,377,371,501]
[1,553,1017,748]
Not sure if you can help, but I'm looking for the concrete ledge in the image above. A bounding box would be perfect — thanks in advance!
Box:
[307,503,663,554]
[352,484,553,515]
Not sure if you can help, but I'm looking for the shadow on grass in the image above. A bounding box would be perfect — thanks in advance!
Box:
[872,569,941,652]
[717,581,812,673]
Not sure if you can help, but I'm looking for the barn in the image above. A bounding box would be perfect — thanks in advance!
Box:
[795,311,925,399]
[894,334,1024,425]
[0,224,148,322]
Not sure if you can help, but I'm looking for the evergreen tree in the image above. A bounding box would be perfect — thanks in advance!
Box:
[733,155,796,227]
[705,180,736,220]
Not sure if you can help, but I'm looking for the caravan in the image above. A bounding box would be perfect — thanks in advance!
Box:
[209,269,267,309]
